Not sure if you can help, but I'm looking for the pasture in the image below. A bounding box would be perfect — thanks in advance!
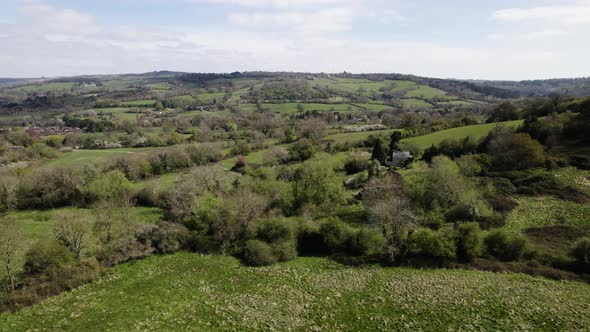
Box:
[45,148,155,168]
[1,253,589,331]
[401,120,523,150]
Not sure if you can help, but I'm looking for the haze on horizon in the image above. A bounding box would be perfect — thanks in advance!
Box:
[1,0,589,81]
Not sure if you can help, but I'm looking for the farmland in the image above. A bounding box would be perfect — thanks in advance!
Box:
[401,120,523,150]
[1,253,589,331]
[1,71,590,330]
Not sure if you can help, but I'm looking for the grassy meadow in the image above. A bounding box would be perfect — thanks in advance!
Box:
[401,120,523,150]
[1,253,589,331]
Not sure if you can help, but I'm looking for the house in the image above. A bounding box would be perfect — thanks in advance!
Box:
[386,151,413,168]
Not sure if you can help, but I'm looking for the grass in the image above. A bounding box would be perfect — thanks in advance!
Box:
[239,103,357,114]
[1,253,589,331]
[325,129,399,145]
[309,78,422,97]
[351,103,392,112]
[555,167,590,196]
[220,148,269,169]
[120,100,156,107]
[405,85,451,100]
[11,82,75,93]
[45,148,155,168]
[505,196,590,232]
[92,107,151,121]
[401,120,523,150]
[400,98,432,109]
[198,92,226,102]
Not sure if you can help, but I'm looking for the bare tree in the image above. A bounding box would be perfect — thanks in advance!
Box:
[94,200,119,244]
[298,118,327,142]
[53,212,90,259]
[0,174,19,213]
[369,196,416,262]
[0,219,24,293]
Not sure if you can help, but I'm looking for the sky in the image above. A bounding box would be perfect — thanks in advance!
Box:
[0,0,589,80]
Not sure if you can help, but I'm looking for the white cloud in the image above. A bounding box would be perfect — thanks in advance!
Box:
[190,0,355,9]
[20,3,97,33]
[228,7,356,33]
[0,1,588,80]
[493,1,590,25]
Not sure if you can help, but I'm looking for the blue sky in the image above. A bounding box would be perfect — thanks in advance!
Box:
[1,0,589,79]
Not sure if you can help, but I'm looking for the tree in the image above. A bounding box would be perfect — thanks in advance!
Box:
[298,118,326,142]
[488,101,519,122]
[0,219,24,293]
[487,132,544,170]
[288,138,316,162]
[53,212,90,259]
[371,138,387,164]
[94,200,122,244]
[389,131,402,153]
[369,196,416,262]
[291,160,346,212]
[0,174,18,213]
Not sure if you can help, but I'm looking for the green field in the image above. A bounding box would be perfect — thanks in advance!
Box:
[505,196,590,232]
[91,107,151,121]
[351,103,392,112]
[1,253,589,331]
[198,92,226,102]
[45,148,155,167]
[220,148,270,169]
[405,85,452,100]
[239,103,357,114]
[400,98,432,109]
[309,78,421,97]
[325,129,398,145]
[120,100,156,107]
[401,120,523,150]
[11,82,76,93]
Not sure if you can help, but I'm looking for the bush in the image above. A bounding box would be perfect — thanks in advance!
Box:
[570,237,590,264]
[149,222,190,254]
[319,218,354,253]
[257,218,296,243]
[348,228,384,257]
[97,235,153,266]
[344,152,369,175]
[242,240,277,266]
[407,228,456,266]
[288,138,316,162]
[271,241,298,262]
[24,240,75,276]
[484,229,529,261]
[455,223,482,262]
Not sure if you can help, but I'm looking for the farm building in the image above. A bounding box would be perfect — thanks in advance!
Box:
[387,151,413,168]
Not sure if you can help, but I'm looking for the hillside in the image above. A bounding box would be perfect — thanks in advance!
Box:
[1,253,589,332]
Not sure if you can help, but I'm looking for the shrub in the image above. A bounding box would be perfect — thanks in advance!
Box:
[257,218,296,243]
[288,138,316,162]
[348,228,384,257]
[149,222,190,254]
[97,235,153,266]
[484,229,529,261]
[407,228,456,266]
[344,152,369,175]
[455,223,482,262]
[242,240,277,266]
[23,240,75,276]
[271,241,298,262]
[319,218,354,253]
[570,237,590,264]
